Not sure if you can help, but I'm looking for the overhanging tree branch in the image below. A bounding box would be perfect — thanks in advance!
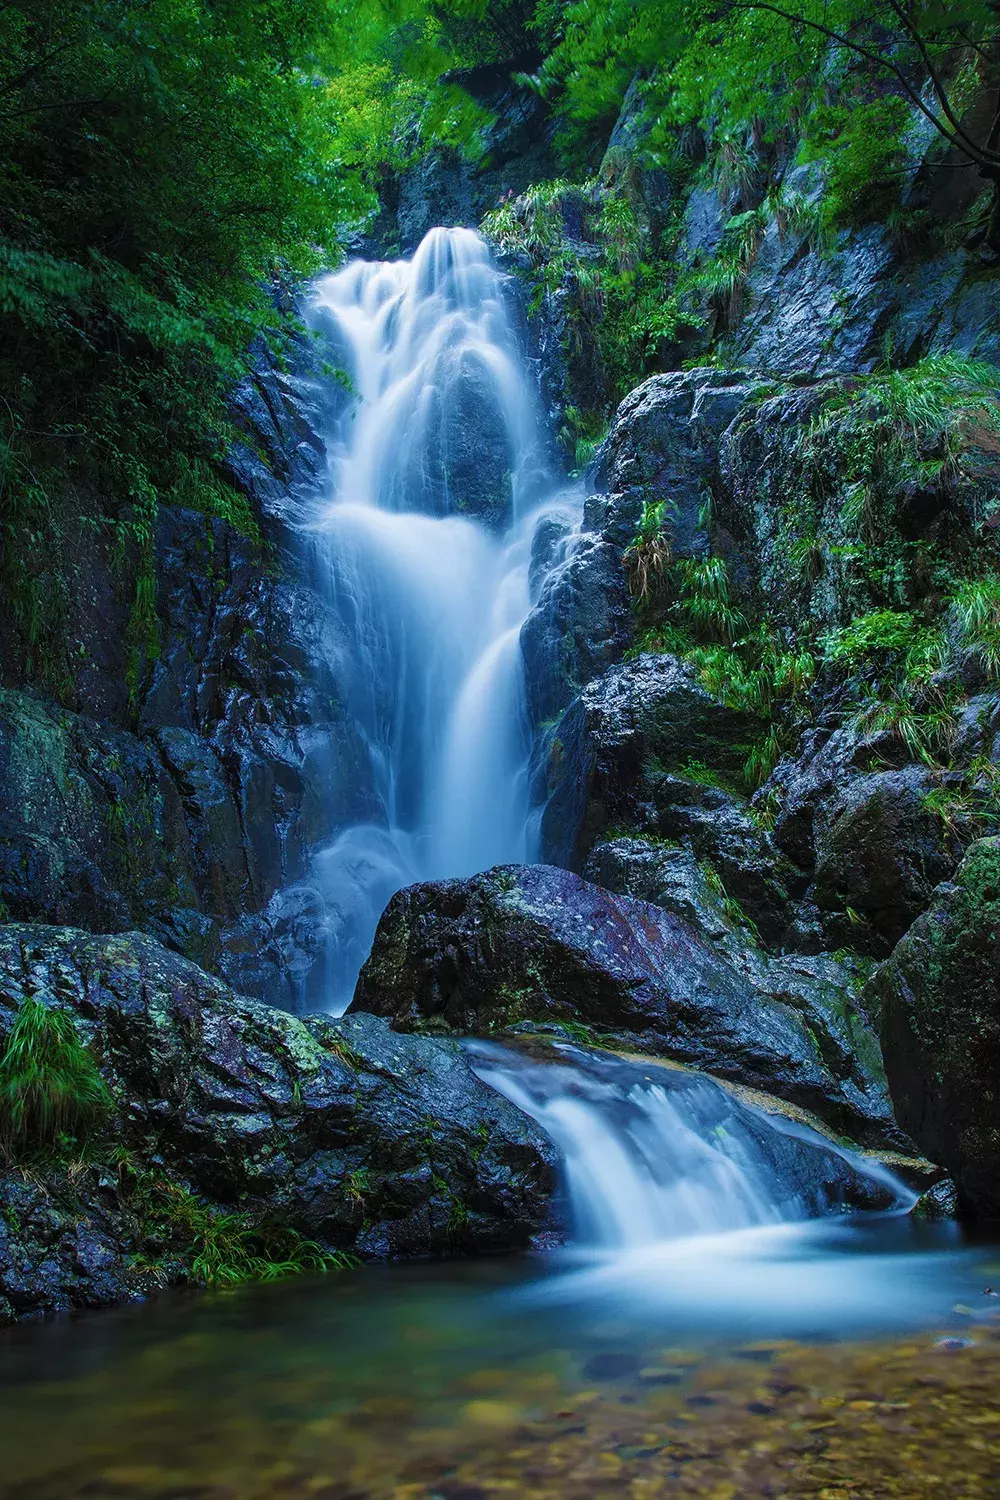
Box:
[723,0,998,173]
[884,0,987,159]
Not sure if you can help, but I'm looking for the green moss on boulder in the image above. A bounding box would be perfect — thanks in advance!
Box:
[870,837,1000,1219]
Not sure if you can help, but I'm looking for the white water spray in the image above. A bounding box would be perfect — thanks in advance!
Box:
[303,228,579,1010]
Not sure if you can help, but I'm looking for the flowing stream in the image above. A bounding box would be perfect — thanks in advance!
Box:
[469,1042,912,1249]
[304,227,578,1011]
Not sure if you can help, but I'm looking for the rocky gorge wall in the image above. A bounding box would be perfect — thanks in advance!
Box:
[0,319,383,1016]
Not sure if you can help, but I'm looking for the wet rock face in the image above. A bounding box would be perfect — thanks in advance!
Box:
[538,652,759,871]
[872,838,1000,1219]
[521,521,633,729]
[390,354,515,531]
[602,369,762,562]
[0,321,381,1013]
[0,523,378,1012]
[519,371,764,733]
[370,76,559,257]
[0,926,558,1322]
[350,863,900,1148]
[767,729,958,957]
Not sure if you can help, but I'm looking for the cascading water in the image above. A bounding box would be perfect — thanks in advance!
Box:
[302,228,579,1010]
[470,1041,911,1248]
[469,1042,945,1332]
[296,228,931,1316]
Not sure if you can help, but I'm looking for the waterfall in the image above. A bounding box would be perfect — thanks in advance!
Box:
[470,1042,911,1249]
[303,228,579,1011]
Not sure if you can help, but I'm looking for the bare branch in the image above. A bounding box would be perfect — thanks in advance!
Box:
[884,0,988,160]
[724,1,996,169]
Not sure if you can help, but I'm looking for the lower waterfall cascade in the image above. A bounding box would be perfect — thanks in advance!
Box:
[470,1041,913,1249]
[301,226,580,1012]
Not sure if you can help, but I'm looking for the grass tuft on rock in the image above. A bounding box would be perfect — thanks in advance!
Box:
[123,1164,356,1287]
[0,995,111,1158]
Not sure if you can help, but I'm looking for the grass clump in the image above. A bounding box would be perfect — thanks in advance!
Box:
[624,498,673,603]
[952,576,1000,679]
[0,996,111,1159]
[923,758,1000,840]
[848,688,958,768]
[124,1164,354,1287]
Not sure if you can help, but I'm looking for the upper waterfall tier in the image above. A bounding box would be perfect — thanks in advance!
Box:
[299,228,580,1012]
[309,226,547,529]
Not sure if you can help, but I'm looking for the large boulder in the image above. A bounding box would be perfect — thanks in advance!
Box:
[350,863,900,1147]
[871,838,1000,1219]
[0,926,557,1322]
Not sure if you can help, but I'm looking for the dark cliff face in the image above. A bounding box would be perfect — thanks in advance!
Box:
[0,318,381,1014]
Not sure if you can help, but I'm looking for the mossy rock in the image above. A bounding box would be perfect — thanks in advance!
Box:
[871,837,1000,1219]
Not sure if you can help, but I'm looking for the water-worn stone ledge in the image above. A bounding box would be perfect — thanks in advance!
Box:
[0,925,557,1324]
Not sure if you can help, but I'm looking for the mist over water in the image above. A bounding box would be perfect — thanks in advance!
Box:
[303,228,579,1011]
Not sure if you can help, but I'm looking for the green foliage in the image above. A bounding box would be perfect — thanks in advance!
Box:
[800,96,910,227]
[821,610,946,677]
[125,1166,353,1286]
[344,1167,371,1205]
[690,634,815,718]
[676,757,724,789]
[849,687,957,768]
[484,175,700,420]
[743,726,786,790]
[777,357,1000,614]
[700,861,762,942]
[0,996,111,1157]
[804,358,1000,535]
[534,0,1000,229]
[951,575,1000,678]
[0,0,397,693]
[671,556,745,645]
